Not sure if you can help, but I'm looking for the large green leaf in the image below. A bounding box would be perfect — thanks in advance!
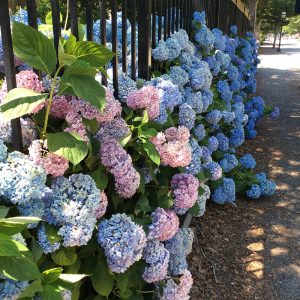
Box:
[59,273,87,283]
[0,88,48,121]
[72,41,115,67]
[0,216,41,235]
[47,132,89,166]
[90,168,108,190]
[0,233,22,257]
[0,256,41,281]
[51,248,77,266]
[18,279,43,298]
[64,60,98,77]
[39,285,62,300]
[42,267,63,284]
[92,253,114,296]
[143,140,160,165]
[0,206,10,218]
[12,22,57,74]
[59,74,106,111]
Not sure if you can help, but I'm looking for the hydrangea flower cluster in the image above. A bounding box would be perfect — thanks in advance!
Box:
[148,208,179,241]
[197,183,211,217]
[171,174,199,211]
[239,154,256,169]
[212,178,236,204]
[142,241,170,283]
[151,127,191,167]
[0,279,28,300]
[98,214,147,273]
[100,139,140,198]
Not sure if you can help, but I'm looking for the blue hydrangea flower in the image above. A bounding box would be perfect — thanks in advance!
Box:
[188,62,212,91]
[116,72,137,102]
[183,87,203,114]
[169,66,189,87]
[194,25,215,53]
[212,178,236,204]
[0,279,28,300]
[185,139,203,175]
[179,103,196,130]
[204,161,222,180]
[230,25,238,36]
[165,38,182,60]
[239,154,256,169]
[230,128,245,148]
[217,80,230,94]
[269,107,280,119]
[98,213,147,273]
[202,90,214,111]
[212,28,226,50]
[206,109,222,125]
[216,133,229,152]
[0,139,7,161]
[201,146,212,164]
[260,180,276,196]
[0,152,47,205]
[193,11,206,25]
[207,136,219,152]
[227,65,239,81]
[222,111,236,124]
[171,30,190,51]
[219,153,238,173]
[246,184,261,199]
[37,224,61,254]
[165,228,194,276]
[193,124,206,141]
[152,40,169,61]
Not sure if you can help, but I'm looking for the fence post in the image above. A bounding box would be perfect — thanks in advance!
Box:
[50,0,61,57]
[138,0,151,80]
[86,0,93,41]
[69,0,79,40]
[0,0,23,151]
[100,0,107,85]
[215,0,220,28]
[111,0,119,97]
[26,0,38,29]
[130,0,136,80]
[122,0,128,74]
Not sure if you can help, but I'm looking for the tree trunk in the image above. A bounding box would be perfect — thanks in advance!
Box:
[273,31,277,48]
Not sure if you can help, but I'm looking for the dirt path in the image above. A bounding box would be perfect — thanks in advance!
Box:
[189,39,300,300]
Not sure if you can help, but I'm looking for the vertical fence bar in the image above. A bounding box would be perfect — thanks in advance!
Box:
[171,0,175,33]
[234,0,238,25]
[180,0,184,29]
[152,0,157,48]
[69,0,79,40]
[167,0,171,37]
[100,0,107,86]
[50,0,61,57]
[86,0,93,41]
[131,0,136,80]
[184,0,188,30]
[0,0,23,151]
[158,0,162,42]
[138,0,151,80]
[215,0,220,28]
[122,0,128,74]
[111,0,119,97]
[175,0,179,31]
[26,0,38,29]
[163,0,168,40]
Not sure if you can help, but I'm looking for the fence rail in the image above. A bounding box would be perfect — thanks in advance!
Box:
[0,0,251,150]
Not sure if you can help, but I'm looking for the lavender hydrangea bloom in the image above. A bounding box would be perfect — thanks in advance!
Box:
[178,103,196,130]
[204,161,222,180]
[98,214,147,273]
[0,279,28,300]
[0,152,47,205]
[142,241,170,283]
[239,154,256,169]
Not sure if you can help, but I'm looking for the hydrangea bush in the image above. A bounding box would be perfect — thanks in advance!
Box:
[0,9,279,300]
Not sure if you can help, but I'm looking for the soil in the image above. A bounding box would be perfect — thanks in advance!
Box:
[189,39,300,300]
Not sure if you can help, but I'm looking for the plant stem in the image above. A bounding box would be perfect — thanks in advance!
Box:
[64,0,69,30]
[42,65,64,139]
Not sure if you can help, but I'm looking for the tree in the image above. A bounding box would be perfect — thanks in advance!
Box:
[256,0,295,47]
[283,15,300,35]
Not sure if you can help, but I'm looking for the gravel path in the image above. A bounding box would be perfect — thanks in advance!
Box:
[189,39,300,300]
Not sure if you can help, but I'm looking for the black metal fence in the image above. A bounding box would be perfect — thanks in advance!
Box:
[0,0,251,150]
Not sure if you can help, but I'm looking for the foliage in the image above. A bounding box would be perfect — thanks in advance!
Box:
[283,15,300,35]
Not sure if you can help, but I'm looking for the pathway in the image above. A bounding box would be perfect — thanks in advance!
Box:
[189,39,300,300]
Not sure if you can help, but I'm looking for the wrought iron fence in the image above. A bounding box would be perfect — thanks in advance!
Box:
[0,0,250,151]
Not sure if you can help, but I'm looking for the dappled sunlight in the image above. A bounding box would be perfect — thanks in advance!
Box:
[247,242,264,251]
[271,247,288,256]
[246,227,264,237]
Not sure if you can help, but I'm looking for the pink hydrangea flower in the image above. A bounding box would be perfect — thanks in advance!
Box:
[171,173,199,209]
[65,111,88,141]
[50,95,73,119]
[151,126,191,168]
[29,140,69,177]
[148,208,179,241]
[100,139,140,198]
[160,270,193,300]
[95,191,108,219]
[127,86,160,119]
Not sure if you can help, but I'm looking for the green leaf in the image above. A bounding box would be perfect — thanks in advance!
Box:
[59,273,87,283]
[65,60,98,77]
[142,128,158,137]
[134,195,151,216]
[40,285,62,300]
[72,41,115,67]
[0,206,10,218]
[47,132,89,165]
[0,256,41,281]
[0,88,48,121]
[157,191,173,209]
[45,11,63,25]
[90,168,108,190]
[59,74,106,111]
[51,248,77,266]
[141,110,149,125]
[143,140,160,165]
[12,22,57,74]
[189,203,200,217]
[42,267,63,284]
[44,224,62,245]
[65,34,77,54]
[119,133,132,147]
[58,41,76,67]
[0,233,22,257]
[0,216,41,235]
[18,279,43,298]
[91,253,114,297]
